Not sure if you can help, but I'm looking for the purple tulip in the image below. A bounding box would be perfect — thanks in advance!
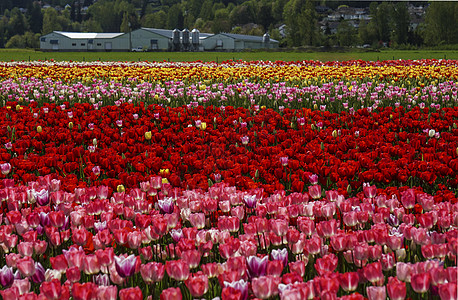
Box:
[270,248,288,268]
[0,266,14,287]
[243,195,257,209]
[0,163,11,175]
[224,279,248,300]
[157,198,174,214]
[246,255,268,278]
[35,189,49,206]
[115,254,137,278]
[31,262,45,283]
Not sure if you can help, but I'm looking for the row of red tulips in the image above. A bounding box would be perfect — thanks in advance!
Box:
[1,101,458,200]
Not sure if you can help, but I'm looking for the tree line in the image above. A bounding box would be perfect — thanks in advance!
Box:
[0,0,457,49]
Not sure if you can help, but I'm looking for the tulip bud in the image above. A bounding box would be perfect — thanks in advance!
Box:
[93,138,97,146]
[332,130,337,138]
[145,131,152,140]
[68,122,74,129]
[456,147,458,156]
[7,125,11,132]
[208,178,213,187]
[313,104,318,110]
[321,142,324,150]
[347,184,352,194]
[390,114,393,120]
[454,123,457,129]
[117,185,125,193]
[311,124,316,130]
[255,169,259,178]
[37,126,42,133]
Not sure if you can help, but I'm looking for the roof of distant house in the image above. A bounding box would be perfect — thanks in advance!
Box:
[53,31,125,39]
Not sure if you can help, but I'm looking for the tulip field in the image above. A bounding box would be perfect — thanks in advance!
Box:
[0,58,457,300]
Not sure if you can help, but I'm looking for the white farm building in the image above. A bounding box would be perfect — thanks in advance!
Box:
[40,28,279,52]
[40,31,128,51]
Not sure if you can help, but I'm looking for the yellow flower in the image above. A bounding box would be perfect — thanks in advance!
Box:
[162,178,169,184]
[16,105,21,111]
[36,126,42,133]
[159,169,170,176]
[200,122,207,130]
[68,122,74,129]
[332,130,337,138]
[145,131,152,140]
[117,185,125,193]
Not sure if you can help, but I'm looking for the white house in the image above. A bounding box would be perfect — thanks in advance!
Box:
[40,31,127,51]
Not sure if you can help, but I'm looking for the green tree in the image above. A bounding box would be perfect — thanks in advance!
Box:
[199,0,214,21]
[166,4,184,29]
[283,0,317,47]
[141,11,167,28]
[8,7,28,37]
[392,2,409,46]
[336,20,358,47]
[42,7,62,34]
[257,0,274,32]
[120,11,130,32]
[422,2,458,46]
[211,8,231,33]
[26,2,43,34]
[81,19,103,32]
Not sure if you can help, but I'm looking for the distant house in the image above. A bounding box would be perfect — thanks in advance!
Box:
[202,33,278,51]
[40,31,127,51]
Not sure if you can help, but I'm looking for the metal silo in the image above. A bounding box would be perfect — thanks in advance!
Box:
[182,28,190,51]
[172,29,181,51]
[263,32,270,49]
[191,28,200,51]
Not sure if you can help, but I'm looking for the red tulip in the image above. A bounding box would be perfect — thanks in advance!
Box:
[221,287,242,300]
[363,262,384,285]
[72,282,97,300]
[82,254,100,275]
[411,272,431,294]
[185,272,209,297]
[160,287,182,300]
[66,267,81,283]
[438,282,458,300]
[339,272,359,292]
[16,257,35,277]
[266,260,284,277]
[387,277,406,300]
[288,260,306,277]
[119,287,142,300]
[140,262,165,283]
[314,254,338,276]
[0,286,19,300]
[40,279,65,300]
[181,249,201,269]
[166,259,190,281]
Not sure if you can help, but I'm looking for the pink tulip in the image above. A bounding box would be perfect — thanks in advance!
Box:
[252,275,281,299]
[160,287,182,300]
[367,286,386,300]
